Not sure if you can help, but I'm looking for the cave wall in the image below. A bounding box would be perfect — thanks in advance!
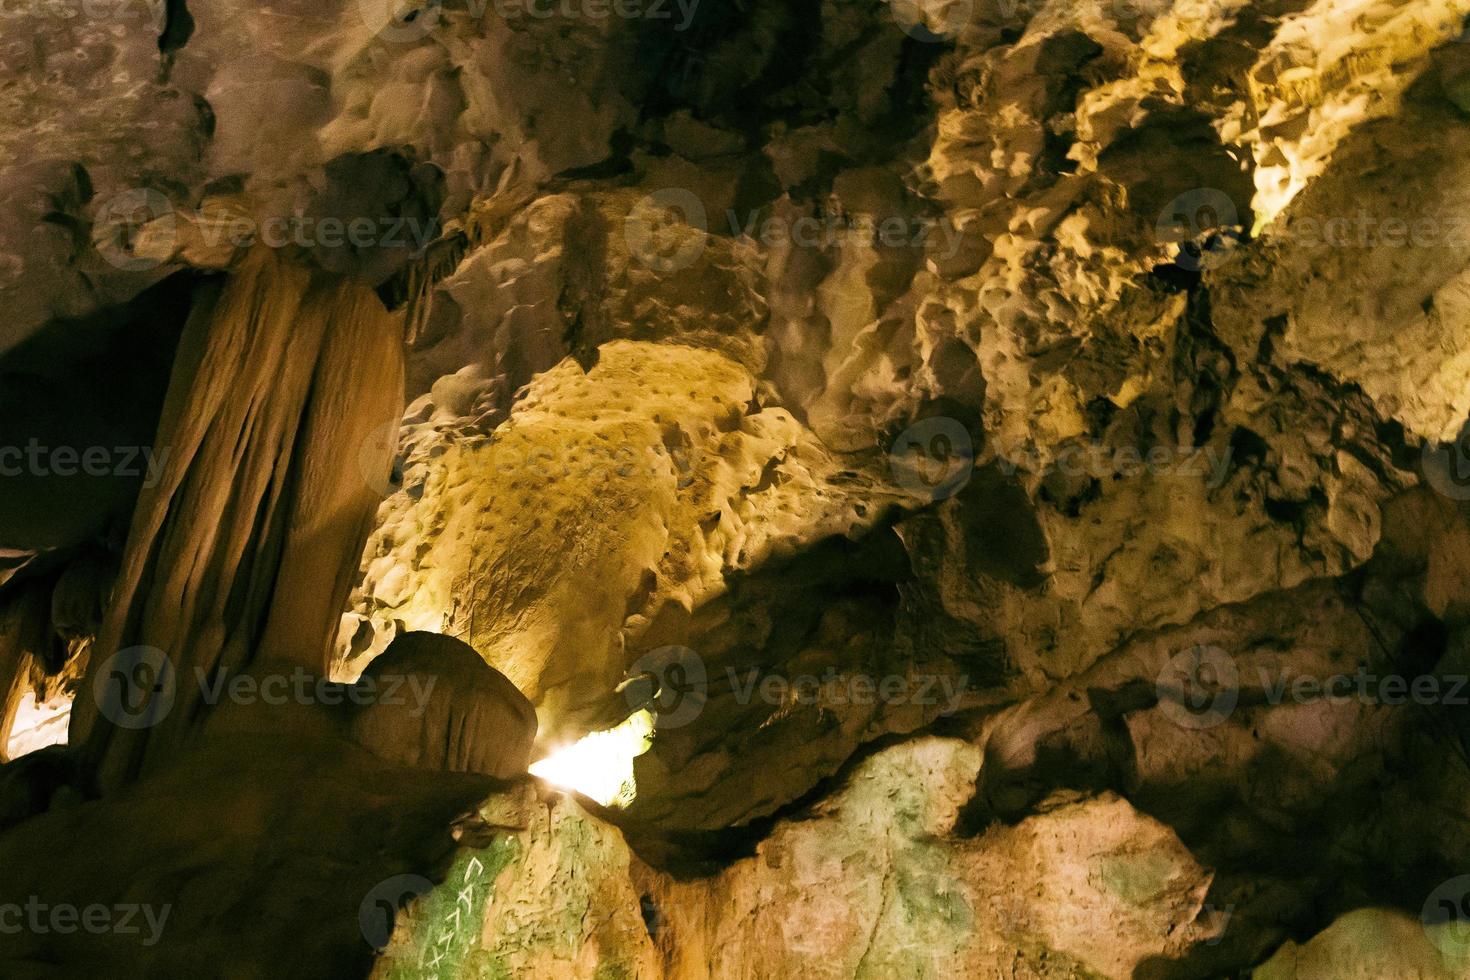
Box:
[3,0,1470,976]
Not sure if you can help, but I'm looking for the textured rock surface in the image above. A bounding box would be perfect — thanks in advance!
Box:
[0,729,504,978]
[1252,908,1470,979]
[351,631,538,779]
[376,738,1221,980]
[4,0,1470,975]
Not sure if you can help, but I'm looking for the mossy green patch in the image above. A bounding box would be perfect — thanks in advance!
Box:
[377,835,520,980]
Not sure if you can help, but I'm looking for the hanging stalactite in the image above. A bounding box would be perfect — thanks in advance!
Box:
[69,247,407,791]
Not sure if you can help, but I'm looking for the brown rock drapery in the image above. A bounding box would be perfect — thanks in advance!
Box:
[70,247,406,790]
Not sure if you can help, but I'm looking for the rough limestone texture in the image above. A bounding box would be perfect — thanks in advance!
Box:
[373,783,661,980]
[1252,908,1470,980]
[345,335,900,738]
[377,738,1219,980]
[5,0,1470,975]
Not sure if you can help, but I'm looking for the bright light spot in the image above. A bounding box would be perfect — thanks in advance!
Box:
[4,690,72,761]
[529,709,654,808]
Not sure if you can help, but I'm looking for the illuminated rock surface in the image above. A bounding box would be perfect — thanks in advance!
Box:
[2,0,1470,976]
[375,738,1218,980]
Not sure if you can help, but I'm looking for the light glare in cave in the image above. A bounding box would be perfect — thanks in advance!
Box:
[529,708,654,808]
[3,689,72,761]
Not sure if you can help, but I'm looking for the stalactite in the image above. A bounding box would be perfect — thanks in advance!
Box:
[69,247,407,791]
[388,182,540,346]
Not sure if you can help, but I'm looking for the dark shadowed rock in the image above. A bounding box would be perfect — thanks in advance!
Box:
[350,632,536,781]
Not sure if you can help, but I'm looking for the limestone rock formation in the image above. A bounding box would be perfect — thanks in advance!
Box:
[375,737,1222,979]
[351,631,538,779]
[3,0,1470,976]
